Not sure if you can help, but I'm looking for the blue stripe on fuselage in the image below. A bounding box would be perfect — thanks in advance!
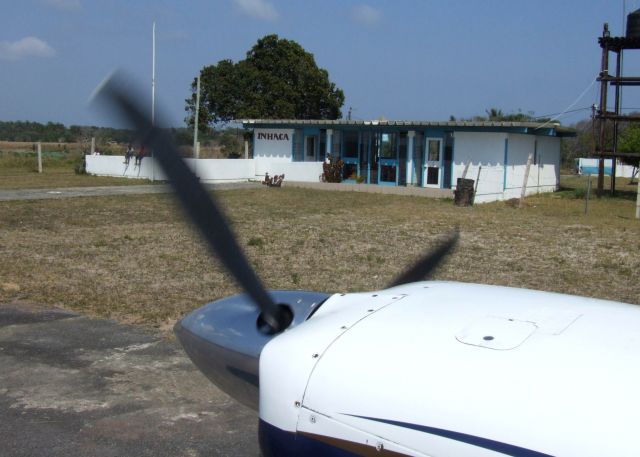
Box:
[345,414,554,457]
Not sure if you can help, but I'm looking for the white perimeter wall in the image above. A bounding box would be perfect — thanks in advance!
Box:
[452,132,561,203]
[258,161,324,182]
[86,154,323,183]
[577,158,636,178]
[86,156,254,182]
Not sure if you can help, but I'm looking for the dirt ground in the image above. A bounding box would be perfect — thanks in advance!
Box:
[0,179,638,330]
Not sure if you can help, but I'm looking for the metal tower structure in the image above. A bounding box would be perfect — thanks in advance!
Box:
[596,21,640,196]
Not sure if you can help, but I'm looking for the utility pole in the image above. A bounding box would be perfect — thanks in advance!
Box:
[37,142,42,173]
[152,21,156,128]
[151,21,156,182]
[193,74,201,159]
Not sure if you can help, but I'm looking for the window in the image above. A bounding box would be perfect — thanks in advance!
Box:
[427,139,440,162]
[292,129,303,161]
[380,133,396,158]
[342,131,358,158]
[319,130,326,162]
[305,136,316,161]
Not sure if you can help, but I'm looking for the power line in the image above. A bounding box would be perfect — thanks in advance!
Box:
[535,77,598,129]
[532,107,591,119]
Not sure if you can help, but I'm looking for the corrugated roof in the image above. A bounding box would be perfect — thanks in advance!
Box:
[241,119,575,136]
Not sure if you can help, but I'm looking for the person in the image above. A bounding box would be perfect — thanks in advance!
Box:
[135,145,145,166]
[124,143,133,165]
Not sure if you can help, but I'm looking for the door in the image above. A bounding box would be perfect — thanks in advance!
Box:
[423,138,442,188]
[378,133,397,186]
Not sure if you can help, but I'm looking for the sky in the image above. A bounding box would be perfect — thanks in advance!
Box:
[2,0,640,128]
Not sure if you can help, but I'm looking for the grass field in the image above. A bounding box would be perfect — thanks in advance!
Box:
[0,175,638,331]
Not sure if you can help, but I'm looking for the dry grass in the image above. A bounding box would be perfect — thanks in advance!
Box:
[0,149,154,189]
[0,168,154,189]
[0,177,638,331]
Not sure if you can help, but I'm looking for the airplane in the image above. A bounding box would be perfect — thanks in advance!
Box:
[93,74,640,457]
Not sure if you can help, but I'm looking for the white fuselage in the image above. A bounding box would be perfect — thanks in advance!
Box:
[260,281,640,456]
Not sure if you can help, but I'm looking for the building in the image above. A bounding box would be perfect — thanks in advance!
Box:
[85,119,574,204]
[576,158,637,178]
[245,119,575,203]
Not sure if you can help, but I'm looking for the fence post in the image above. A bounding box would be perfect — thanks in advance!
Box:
[585,174,592,215]
[37,142,42,173]
[474,165,482,194]
[461,161,471,179]
[636,174,640,219]
[519,152,533,208]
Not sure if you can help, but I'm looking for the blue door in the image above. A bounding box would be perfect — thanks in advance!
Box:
[378,133,398,186]
[341,130,359,182]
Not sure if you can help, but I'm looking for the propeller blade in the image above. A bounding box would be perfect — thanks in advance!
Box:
[387,228,459,288]
[91,73,290,333]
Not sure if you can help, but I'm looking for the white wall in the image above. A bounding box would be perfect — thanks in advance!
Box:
[452,132,507,203]
[503,134,560,200]
[261,162,324,182]
[86,155,322,184]
[451,132,561,203]
[86,155,254,183]
[577,158,636,178]
[254,128,294,177]
[535,136,561,189]
[188,158,255,182]
[86,155,167,180]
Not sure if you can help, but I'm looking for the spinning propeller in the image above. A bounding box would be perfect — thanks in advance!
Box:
[92,73,458,408]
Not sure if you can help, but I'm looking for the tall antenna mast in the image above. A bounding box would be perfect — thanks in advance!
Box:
[152,21,156,127]
[193,74,201,158]
[150,21,156,181]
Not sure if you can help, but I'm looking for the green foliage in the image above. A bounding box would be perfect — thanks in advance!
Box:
[186,34,345,126]
[322,154,343,183]
[559,117,640,169]
[248,237,264,248]
[560,118,597,169]
[74,156,87,175]
[456,107,545,123]
[572,187,586,199]
[0,121,135,144]
[218,129,243,158]
[617,124,640,168]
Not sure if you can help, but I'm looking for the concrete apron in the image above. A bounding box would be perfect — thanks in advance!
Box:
[0,303,258,457]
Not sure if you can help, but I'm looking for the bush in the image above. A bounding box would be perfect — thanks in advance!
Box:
[322,154,343,183]
[74,156,86,174]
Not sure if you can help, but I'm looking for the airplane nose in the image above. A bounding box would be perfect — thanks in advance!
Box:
[174,290,330,410]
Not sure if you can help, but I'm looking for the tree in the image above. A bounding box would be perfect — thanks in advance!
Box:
[185,34,345,127]
[617,124,640,169]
